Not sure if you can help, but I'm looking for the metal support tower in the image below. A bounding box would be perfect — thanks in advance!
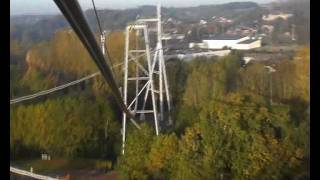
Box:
[122,24,159,154]
[121,0,172,154]
[137,0,172,124]
[156,1,172,125]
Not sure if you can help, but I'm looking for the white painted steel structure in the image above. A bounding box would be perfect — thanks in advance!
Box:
[121,0,171,154]
[122,24,158,155]
[10,166,61,180]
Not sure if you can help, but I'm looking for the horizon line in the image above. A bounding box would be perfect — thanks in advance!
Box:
[10,0,275,16]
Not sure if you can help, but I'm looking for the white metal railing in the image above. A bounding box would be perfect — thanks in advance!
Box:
[10,166,63,180]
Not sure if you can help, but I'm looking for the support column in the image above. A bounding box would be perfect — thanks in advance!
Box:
[122,26,130,154]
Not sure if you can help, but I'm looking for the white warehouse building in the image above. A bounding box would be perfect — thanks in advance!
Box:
[232,39,262,50]
[189,35,261,50]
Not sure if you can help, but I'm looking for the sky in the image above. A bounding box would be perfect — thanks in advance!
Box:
[10,0,275,15]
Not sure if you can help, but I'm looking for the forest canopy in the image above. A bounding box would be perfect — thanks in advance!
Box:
[10,28,309,179]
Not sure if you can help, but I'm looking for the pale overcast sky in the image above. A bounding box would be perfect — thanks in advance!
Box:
[11,0,274,15]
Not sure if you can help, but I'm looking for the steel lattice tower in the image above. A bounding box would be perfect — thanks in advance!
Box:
[121,0,172,154]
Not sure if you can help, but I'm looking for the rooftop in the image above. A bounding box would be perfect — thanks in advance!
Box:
[237,39,259,44]
[203,35,247,40]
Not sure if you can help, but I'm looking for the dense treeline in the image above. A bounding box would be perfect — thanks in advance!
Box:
[11,29,141,97]
[117,47,309,179]
[117,97,308,179]
[10,40,28,98]
[10,93,119,159]
[10,29,154,162]
[10,27,309,179]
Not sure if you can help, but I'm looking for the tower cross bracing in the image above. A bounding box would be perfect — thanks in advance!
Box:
[121,1,172,154]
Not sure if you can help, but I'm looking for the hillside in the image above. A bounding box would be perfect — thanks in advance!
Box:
[11,1,310,46]
[10,2,261,44]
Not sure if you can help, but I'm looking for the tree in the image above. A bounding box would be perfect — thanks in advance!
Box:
[116,124,155,180]
[171,124,203,180]
[197,92,308,179]
[177,54,241,130]
[238,63,269,97]
[147,134,179,179]
[292,46,310,102]
[10,93,118,159]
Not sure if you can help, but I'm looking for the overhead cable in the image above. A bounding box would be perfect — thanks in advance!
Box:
[90,0,116,78]
[53,0,135,122]
[10,72,100,104]
[10,48,165,105]
[91,0,103,35]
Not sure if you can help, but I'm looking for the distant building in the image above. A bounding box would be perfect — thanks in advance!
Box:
[214,17,234,24]
[262,13,293,21]
[199,19,208,25]
[165,50,231,61]
[226,26,257,36]
[189,41,208,49]
[162,33,185,40]
[189,35,261,50]
[202,35,249,49]
[232,39,261,50]
[161,33,186,49]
